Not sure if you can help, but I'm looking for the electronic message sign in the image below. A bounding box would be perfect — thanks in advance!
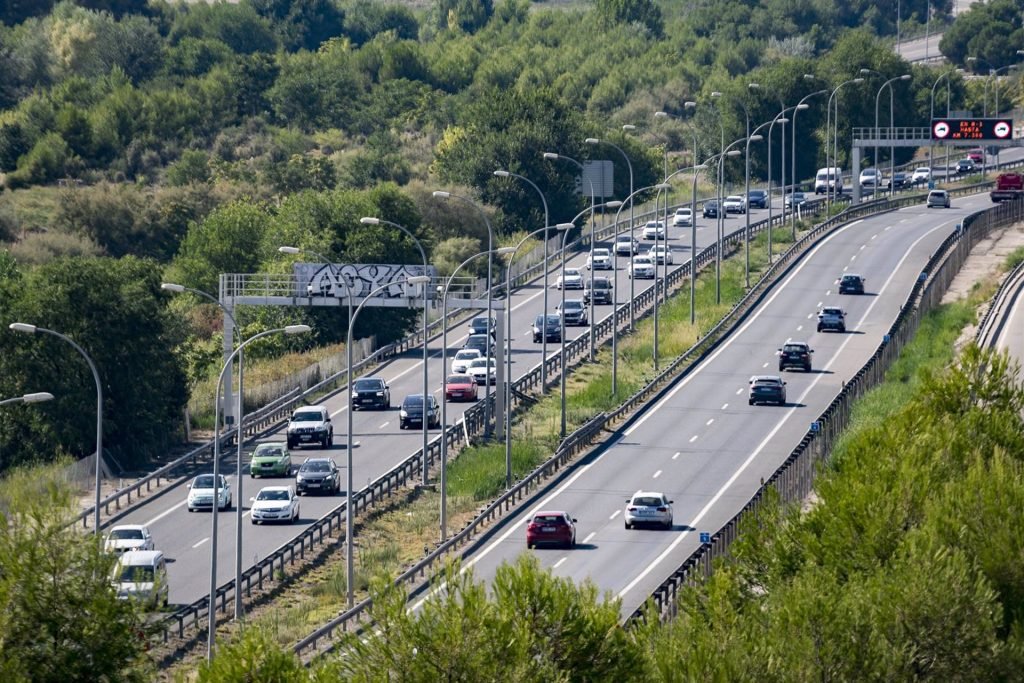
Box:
[931,118,1014,141]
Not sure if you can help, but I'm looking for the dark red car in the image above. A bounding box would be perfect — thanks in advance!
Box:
[526,511,577,549]
[444,374,478,402]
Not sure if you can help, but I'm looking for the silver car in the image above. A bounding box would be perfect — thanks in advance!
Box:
[624,491,674,529]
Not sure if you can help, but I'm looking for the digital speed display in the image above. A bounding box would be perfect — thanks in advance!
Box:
[931,118,1014,141]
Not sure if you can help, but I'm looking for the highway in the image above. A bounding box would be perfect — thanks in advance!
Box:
[444,193,994,617]
[116,198,787,605]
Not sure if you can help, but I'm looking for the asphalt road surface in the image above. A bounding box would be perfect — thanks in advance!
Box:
[431,193,993,618]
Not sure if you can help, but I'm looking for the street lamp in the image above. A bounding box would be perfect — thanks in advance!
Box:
[712,144,746,303]
[791,89,827,237]
[493,170,552,388]
[743,128,768,287]
[609,184,669,393]
[431,191,498,437]
[438,247,516,541]
[552,201,621,438]
[930,69,958,179]
[766,110,791,260]
[9,323,102,533]
[0,392,54,406]
[205,323,311,660]
[345,276,428,607]
[162,282,251,621]
[502,224,570,487]
[542,151,598,362]
[874,74,910,195]
[585,134,635,333]
[359,217,431,487]
[825,77,864,213]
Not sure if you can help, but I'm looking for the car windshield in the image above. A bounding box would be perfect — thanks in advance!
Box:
[403,395,424,407]
[117,565,155,582]
[632,496,663,507]
[470,358,493,368]
[593,278,609,288]
[471,317,490,328]
[353,379,382,391]
[291,411,321,422]
[616,235,632,242]
[257,490,290,501]
[533,514,566,524]
[841,275,859,282]
[537,315,559,325]
[455,350,478,359]
[447,375,471,384]
[634,257,652,264]
[254,444,284,457]
[563,301,582,310]
[783,345,806,353]
[193,475,221,489]
[822,308,842,315]
[109,529,144,540]
[565,269,580,276]
[755,379,780,387]
[593,249,609,256]
[302,462,331,473]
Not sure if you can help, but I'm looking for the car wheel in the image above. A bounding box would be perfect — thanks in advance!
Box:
[664,520,673,530]
[816,325,823,332]
[252,518,258,525]
[287,441,296,449]
[625,521,631,530]
[250,473,255,479]
[527,542,533,550]
[839,325,846,333]
[748,399,755,405]
[805,364,812,372]
[778,365,785,372]
[188,507,194,513]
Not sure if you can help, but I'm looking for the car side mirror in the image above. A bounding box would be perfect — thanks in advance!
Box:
[572,518,578,523]
[249,497,255,502]
[669,500,674,504]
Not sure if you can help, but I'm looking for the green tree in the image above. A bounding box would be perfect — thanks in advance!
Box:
[0,463,151,681]
[430,0,493,34]
[248,0,345,52]
[0,256,188,470]
[169,200,270,295]
[595,0,663,37]
[165,149,212,187]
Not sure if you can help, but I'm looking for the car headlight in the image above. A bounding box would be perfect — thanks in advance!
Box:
[400,409,408,418]
[351,391,358,399]
[296,474,305,482]
[375,392,384,396]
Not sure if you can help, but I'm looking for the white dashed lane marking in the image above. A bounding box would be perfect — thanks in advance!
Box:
[609,510,620,520]
[583,532,596,544]
[672,452,681,460]
[653,470,662,479]
[192,538,209,549]
[706,418,714,426]
[720,403,728,410]
[378,422,389,429]
[689,435,698,443]
[554,557,567,569]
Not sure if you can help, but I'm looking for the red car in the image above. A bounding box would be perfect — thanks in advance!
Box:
[444,374,478,402]
[526,510,577,549]
[968,148,984,163]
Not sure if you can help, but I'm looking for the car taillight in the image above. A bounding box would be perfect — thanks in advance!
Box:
[627,507,637,512]
[657,507,667,512]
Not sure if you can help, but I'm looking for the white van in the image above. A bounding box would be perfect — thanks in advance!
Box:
[815,167,843,194]
[113,549,169,608]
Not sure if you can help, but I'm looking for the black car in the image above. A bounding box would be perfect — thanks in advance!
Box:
[746,189,768,209]
[839,274,865,295]
[778,342,813,372]
[584,276,612,305]
[350,377,390,410]
[891,172,911,190]
[956,159,976,174]
[532,314,561,343]
[784,192,807,209]
[463,334,491,355]
[702,200,719,218]
[295,457,341,495]
[399,394,440,429]
[557,299,588,326]
[748,376,787,406]
[468,316,496,337]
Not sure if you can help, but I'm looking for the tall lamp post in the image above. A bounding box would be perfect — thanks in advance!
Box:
[767,109,792,261]
[585,133,634,335]
[205,323,311,660]
[161,282,250,620]
[713,143,747,299]
[709,93,728,304]
[358,217,431,487]
[610,184,668,393]
[552,201,621,438]
[431,191,498,437]
[542,151,598,362]
[825,77,864,213]
[502,224,570,486]
[930,69,957,179]
[438,248,516,541]
[743,127,768,287]
[493,170,552,388]
[0,392,53,407]
[345,277,429,607]
[9,323,102,533]
[791,88,828,238]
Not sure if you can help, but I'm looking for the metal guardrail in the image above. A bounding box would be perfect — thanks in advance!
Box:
[976,240,1024,349]
[146,177,1010,649]
[628,195,1024,625]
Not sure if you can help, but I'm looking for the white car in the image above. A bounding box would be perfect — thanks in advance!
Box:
[627,255,655,279]
[250,485,300,524]
[187,473,232,512]
[642,221,666,240]
[624,491,673,529]
[586,248,612,270]
[723,195,746,213]
[466,357,497,385]
[672,207,692,227]
[556,267,584,289]
[104,524,155,554]
[647,245,673,265]
[451,348,482,374]
[911,167,932,184]
[614,234,639,255]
